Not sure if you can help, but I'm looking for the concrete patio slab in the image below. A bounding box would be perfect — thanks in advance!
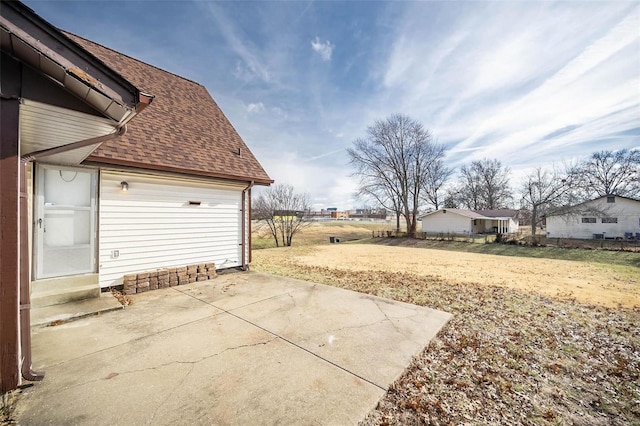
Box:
[178,271,313,311]
[230,282,450,388]
[16,272,451,425]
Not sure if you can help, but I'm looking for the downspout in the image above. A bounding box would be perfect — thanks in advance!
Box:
[248,186,253,264]
[19,159,43,382]
[241,181,254,271]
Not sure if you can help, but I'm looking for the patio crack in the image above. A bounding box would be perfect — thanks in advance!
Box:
[371,298,406,337]
[322,301,414,340]
[56,337,279,394]
[326,318,388,334]
[148,363,195,425]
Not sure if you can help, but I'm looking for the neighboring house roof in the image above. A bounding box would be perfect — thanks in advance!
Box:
[65,32,272,185]
[597,194,640,203]
[423,208,518,220]
[423,209,487,219]
[475,209,519,219]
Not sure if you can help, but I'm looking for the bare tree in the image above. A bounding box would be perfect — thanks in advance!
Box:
[348,114,446,237]
[443,189,460,208]
[421,158,454,210]
[357,182,403,232]
[577,149,640,198]
[253,183,312,247]
[458,166,483,210]
[458,159,513,210]
[520,167,578,237]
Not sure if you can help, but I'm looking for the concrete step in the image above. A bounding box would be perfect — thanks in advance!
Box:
[31,273,98,295]
[31,274,100,308]
[31,293,123,327]
[31,284,100,308]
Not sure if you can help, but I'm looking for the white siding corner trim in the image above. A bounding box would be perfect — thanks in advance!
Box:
[99,171,245,288]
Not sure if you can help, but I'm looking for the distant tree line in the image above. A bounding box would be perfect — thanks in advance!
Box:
[348,113,640,237]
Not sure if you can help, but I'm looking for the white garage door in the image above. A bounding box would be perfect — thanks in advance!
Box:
[99,171,244,288]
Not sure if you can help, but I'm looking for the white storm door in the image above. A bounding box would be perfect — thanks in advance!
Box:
[35,165,97,279]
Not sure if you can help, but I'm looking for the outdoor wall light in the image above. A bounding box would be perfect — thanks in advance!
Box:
[120,181,129,192]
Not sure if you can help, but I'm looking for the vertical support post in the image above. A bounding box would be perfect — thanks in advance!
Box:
[0,97,20,394]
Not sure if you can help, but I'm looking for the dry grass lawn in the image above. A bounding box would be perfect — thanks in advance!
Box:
[252,243,640,425]
[291,244,640,309]
[252,221,390,249]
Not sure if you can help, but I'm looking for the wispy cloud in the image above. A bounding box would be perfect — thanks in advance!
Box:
[449,7,640,163]
[202,3,272,83]
[376,2,639,172]
[271,107,288,119]
[304,149,344,162]
[247,102,265,113]
[311,36,334,61]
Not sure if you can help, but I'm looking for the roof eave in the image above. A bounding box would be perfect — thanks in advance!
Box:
[82,157,273,185]
[0,1,152,124]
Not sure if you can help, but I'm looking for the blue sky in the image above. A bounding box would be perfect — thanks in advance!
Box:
[26,1,640,209]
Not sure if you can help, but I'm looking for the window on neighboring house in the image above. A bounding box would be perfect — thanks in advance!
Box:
[602,217,618,223]
[607,196,615,203]
[582,217,596,223]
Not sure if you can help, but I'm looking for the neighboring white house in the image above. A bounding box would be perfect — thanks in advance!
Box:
[421,209,519,234]
[546,195,640,239]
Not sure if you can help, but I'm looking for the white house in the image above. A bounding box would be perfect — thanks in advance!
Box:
[27,32,273,306]
[546,195,640,239]
[421,209,519,234]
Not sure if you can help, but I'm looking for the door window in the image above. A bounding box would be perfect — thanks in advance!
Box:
[35,165,97,279]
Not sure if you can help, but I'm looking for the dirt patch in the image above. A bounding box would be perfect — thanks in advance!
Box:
[273,244,639,308]
[1,388,22,425]
[252,245,640,425]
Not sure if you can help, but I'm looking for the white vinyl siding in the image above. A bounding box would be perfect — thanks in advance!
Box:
[99,171,245,288]
[422,211,472,234]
